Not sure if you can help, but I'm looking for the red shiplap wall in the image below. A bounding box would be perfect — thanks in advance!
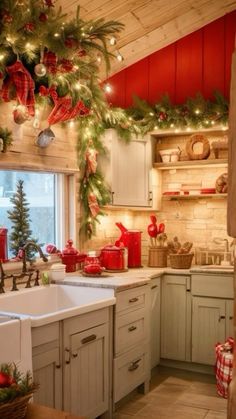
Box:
[106,11,236,107]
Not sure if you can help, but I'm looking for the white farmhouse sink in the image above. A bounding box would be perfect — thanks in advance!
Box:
[0,284,115,327]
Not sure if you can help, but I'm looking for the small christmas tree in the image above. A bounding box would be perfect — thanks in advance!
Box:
[7,180,37,259]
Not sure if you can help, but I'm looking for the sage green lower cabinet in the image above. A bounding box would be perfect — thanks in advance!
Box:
[63,308,110,419]
[161,274,191,362]
[192,297,234,365]
[32,322,62,410]
[150,277,161,368]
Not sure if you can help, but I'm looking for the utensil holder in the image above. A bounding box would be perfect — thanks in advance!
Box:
[148,246,168,267]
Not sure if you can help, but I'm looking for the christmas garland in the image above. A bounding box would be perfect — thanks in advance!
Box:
[78,91,229,238]
[0,363,38,403]
[0,127,13,152]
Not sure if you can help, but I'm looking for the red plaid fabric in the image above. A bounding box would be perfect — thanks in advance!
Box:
[43,51,57,74]
[1,60,35,116]
[215,337,234,398]
[39,85,90,125]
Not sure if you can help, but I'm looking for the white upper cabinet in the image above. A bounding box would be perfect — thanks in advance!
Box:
[99,129,160,208]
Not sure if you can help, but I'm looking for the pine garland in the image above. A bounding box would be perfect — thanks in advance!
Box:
[0,127,13,152]
[0,363,38,404]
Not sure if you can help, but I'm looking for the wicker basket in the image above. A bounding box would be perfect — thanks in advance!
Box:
[0,393,33,419]
[169,253,194,269]
[148,246,168,267]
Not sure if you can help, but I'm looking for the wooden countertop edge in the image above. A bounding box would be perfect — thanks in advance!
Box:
[26,403,87,419]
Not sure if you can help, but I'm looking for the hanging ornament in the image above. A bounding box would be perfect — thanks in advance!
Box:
[44,0,55,7]
[23,22,35,32]
[77,49,86,57]
[34,63,47,77]
[13,105,30,124]
[36,127,55,147]
[159,111,167,121]
[65,38,77,49]
[1,10,13,24]
[58,59,74,73]
[39,12,48,22]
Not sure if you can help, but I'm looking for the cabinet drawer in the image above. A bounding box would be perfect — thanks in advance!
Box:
[115,308,148,355]
[32,322,60,348]
[192,274,234,298]
[113,344,149,403]
[116,285,149,314]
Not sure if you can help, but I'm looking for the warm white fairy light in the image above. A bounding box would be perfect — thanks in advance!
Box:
[170,123,175,128]
[116,51,124,62]
[186,127,191,132]
[54,33,60,37]
[149,112,154,116]
[221,125,228,131]
[195,108,200,114]
[109,36,116,46]
[75,82,81,90]
[175,128,180,133]
[104,83,112,93]
[211,120,215,125]
[0,54,5,61]
[96,54,102,64]
[154,126,158,130]
[69,120,74,127]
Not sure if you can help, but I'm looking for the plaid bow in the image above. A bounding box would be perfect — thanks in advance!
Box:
[1,60,35,116]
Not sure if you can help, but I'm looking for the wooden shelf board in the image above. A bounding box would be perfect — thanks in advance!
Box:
[162,193,227,201]
[154,159,228,170]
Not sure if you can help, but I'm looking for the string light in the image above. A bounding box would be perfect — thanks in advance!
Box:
[116,51,124,62]
[54,33,60,37]
[195,108,200,114]
[96,54,102,64]
[149,112,154,116]
[0,54,5,61]
[170,123,175,128]
[75,82,81,90]
[104,83,112,93]
[109,36,116,46]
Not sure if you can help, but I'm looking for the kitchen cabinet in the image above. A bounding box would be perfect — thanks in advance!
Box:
[99,129,160,208]
[113,284,150,403]
[63,307,110,419]
[32,322,62,410]
[150,277,161,369]
[191,273,234,365]
[161,274,191,362]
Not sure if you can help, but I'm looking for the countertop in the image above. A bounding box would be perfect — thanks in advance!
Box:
[55,265,234,291]
[26,403,86,419]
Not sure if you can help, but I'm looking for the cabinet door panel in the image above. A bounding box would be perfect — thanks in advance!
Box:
[33,348,62,410]
[192,297,225,365]
[64,323,108,418]
[150,278,161,368]
[161,275,188,361]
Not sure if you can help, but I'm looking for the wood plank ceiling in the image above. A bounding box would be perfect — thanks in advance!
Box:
[57,0,236,77]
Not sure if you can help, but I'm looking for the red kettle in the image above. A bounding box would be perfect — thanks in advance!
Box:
[115,222,142,268]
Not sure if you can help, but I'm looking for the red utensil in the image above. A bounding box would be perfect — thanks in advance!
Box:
[147,215,158,246]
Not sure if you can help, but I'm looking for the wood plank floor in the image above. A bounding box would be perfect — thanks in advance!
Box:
[114,366,227,419]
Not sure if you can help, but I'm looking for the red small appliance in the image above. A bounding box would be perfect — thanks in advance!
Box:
[100,245,127,271]
[0,228,8,262]
[115,222,142,268]
[61,239,87,272]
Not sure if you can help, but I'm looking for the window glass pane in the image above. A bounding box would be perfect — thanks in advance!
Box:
[0,171,55,256]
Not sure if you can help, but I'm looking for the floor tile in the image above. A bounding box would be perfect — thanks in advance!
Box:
[204,411,227,419]
[176,392,227,412]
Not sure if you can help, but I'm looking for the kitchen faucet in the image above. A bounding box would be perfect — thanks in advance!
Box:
[22,241,48,274]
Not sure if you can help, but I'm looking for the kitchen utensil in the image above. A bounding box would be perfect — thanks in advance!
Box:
[100,245,127,271]
[115,222,142,268]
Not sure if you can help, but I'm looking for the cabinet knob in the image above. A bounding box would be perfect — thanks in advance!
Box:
[229,316,233,320]
[72,352,78,358]
[129,297,139,303]
[128,325,137,332]
[218,315,226,322]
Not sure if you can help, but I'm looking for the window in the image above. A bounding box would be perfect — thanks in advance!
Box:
[0,170,65,257]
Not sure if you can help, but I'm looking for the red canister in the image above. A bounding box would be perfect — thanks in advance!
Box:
[115,223,142,268]
[61,240,86,272]
[0,228,8,262]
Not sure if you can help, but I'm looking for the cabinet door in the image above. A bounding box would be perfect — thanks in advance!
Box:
[161,275,191,361]
[64,323,109,419]
[226,299,234,339]
[150,278,161,368]
[32,346,62,410]
[192,297,225,365]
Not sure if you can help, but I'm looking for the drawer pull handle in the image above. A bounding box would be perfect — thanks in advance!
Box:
[219,315,226,322]
[65,348,70,364]
[151,285,157,290]
[128,358,141,372]
[81,334,97,344]
[128,325,137,332]
[129,297,139,303]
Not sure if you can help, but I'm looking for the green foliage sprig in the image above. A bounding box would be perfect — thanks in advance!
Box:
[0,363,38,404]
[0,127,13,153]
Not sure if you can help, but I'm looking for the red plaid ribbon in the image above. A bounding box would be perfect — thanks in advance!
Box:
[43,51,57,74]
[215,337,234,398]
[1,60,35,116]
[39,84,90,125]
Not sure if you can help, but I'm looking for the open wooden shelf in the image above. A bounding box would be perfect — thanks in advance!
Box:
[162,193,227,201]
[154,159,228,170]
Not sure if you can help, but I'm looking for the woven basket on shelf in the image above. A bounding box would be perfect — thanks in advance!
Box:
[148,246,168,267]
[0,393,33,419]
[169,253,194,269]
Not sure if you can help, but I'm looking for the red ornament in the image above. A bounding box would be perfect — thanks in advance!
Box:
[44,0,55,6]
[39,12,48,22]
[65,38,77,49]
[0,372,11,388]
[58,59,74,73]
[24,22,35,32]
[77,49,86,57]
[159,112,167,121]
[1,10,13,24]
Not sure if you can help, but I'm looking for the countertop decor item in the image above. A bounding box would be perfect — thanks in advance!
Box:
[215,173,228,193]
[0,363,38,419]
[186,134,210,160]
[115,222,142,268]
[147,216,167,267]
[159,148,181,163]
[167,237,194,269]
